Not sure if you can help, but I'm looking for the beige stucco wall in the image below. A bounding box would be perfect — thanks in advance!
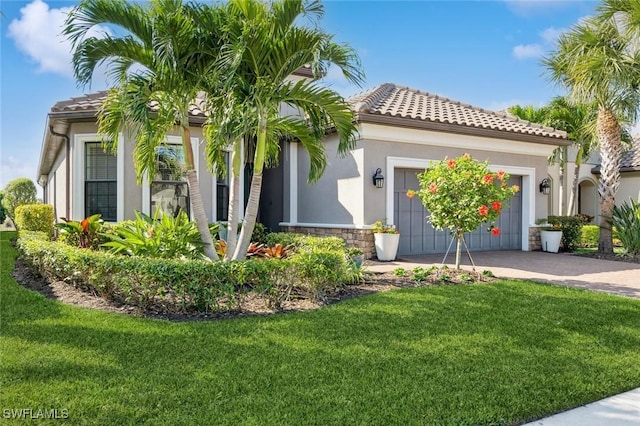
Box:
[292,123,556,232]
[296,134,365,225]
[63,122,217,222]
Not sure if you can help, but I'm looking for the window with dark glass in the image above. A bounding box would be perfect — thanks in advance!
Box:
[85,142,117,221]
[151,144,189,217]
[217,152,230,221]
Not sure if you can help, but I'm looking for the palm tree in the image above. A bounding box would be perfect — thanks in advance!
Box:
[208,0,364,260]
[544,97,597,216]
[542,13,640,253]
[64,0,221,260]
[507,103,568,213]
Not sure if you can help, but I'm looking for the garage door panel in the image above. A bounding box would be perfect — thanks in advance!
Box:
[394,169,522,255]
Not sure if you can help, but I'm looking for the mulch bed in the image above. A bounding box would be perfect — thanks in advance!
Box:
[11,258,489,321]
[11,248,637,321]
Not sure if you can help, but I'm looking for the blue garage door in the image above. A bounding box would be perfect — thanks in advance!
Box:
[394,169,522,255]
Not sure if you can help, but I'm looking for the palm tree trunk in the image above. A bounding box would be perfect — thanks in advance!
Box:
[596,108,622,254]
[566,162,581,216]
[223,137,242,261]
[233,116,267,260]
[182,126,218,261]
[233,173,263,260]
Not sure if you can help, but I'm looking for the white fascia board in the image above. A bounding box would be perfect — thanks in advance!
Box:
[360,123,557,157]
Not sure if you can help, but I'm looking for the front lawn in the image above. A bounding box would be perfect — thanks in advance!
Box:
[2,230,640,425]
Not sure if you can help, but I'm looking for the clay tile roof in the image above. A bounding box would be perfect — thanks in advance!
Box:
[50,91,208,119]
[348,83,568,140]
[51,91,109,113]
[620,138,640,170]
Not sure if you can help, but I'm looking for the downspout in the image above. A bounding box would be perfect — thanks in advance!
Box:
[49,126,71,220]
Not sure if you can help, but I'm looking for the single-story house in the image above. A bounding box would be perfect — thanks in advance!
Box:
[38,81,570,258]
[550,138,640,222]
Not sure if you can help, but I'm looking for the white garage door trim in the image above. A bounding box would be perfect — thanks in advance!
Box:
[385,156,536,251]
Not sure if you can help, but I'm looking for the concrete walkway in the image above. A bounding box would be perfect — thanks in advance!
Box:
[366,251,640,425]
[522,388,640,425]
[366,250,640,299]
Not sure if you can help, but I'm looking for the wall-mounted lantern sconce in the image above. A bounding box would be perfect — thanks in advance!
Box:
[539,178,551,195]
[373,168,385,188]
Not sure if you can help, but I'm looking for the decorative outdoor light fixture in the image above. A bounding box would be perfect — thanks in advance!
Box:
[539,178,551,195]
[373,168,385,188]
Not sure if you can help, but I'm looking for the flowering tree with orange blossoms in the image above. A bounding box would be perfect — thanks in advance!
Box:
[409,154,519,269]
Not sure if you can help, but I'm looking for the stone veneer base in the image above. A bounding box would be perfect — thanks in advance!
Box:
[281,226,375,259]
[282,226,544,258]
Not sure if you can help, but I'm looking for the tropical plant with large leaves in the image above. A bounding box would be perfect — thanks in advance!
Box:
[204,0,364,260]
[542,6,640,253]
[64,0,221,260]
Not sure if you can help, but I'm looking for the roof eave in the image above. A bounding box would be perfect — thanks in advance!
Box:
[591,166,640,174]
[37,117,70,184]
[357,113,571,146]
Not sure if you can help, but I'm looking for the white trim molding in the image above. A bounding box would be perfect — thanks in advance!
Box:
[279,222,371,229]
[385,156,536,251]
[360,123,557,158]
[289,142,298,224]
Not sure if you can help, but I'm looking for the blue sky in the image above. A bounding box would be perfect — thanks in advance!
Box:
[0,0,599,194]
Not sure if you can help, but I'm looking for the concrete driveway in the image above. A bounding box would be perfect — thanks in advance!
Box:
[366,251,640,299]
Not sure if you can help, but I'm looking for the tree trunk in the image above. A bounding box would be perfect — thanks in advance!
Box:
[455,230,463,270]
[233,173,263,260]
[182,126,218,261]
[233,115,267,260]
[223,137,242,261]
[596,108,622,254]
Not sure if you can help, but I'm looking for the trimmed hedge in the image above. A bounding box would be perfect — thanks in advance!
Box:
[266,232,346,252]
[16,232,359,313]
[14,204,54,237]
[581,225,599,248]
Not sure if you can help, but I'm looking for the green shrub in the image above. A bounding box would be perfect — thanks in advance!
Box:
[16,234,361,313]
[287,249,359,300]
[103,209,205,259]
[55,214,105,249]
[14,204,54,237]
[581,225,599,248]
[251,222,269,244]
[266,233,345,252]
[548,216,585,252]
[609,199,640,255]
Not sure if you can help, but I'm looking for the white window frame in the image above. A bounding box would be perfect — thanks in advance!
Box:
[72,133,124,222]
[142,135,198,218]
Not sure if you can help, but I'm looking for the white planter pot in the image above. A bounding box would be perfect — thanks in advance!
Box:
[540,230,563,253]
[374,233,400,261]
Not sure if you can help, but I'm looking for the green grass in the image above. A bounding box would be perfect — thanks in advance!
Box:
[574,246,626,255]
[2,230,640,425]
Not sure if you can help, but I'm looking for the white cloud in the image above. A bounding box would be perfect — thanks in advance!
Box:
[7,0,110,79]
[513,43,544,60]
[512,25,568,60]
[0,156,39,193]
[540,27,563,45]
